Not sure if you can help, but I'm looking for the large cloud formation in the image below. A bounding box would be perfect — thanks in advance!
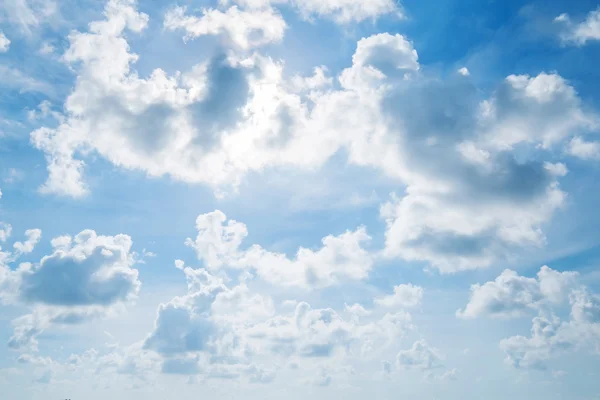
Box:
[141,259,420,383]
[31,0,597,274]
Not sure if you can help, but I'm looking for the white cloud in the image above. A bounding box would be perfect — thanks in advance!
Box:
[396,339,443,371]
[30,1,594,277]
[13,229,42,255]
[482,73,594,149]
[457,67,470,76]
[225,0,400,24]
[185,210,373,288]
[567,136,600,160]
[457,266,578,319]
[556,8,600,46]
[460,266,600,370]
[500,289,600,370]
[141,262,416,381]
[164,5,286,50]
[0,222,11,242]
[375,284,423,308]
[0,228,141,350]
[0,31,9,52]
[38,41,55,55]
[290,0,399,24]
[290,66,333,92]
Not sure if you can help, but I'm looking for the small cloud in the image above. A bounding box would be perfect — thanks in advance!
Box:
[0,32,10,52]
[39,41,55,55]
[4,168,24,184]
[457,67,470,76]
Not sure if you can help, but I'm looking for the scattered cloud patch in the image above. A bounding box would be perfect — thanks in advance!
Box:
[556,8,600,46]
[0,31,9,52]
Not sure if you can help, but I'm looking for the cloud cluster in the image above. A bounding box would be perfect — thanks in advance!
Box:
[32,0,596,274]
[141,259,419,383]
[375,284,423,309]
[0,31,9,52]
[457,266,578,319]
[500,288,600,370]
[556,7,600,46]
[458,266,600,370]
[164,5,286,50]
[0,227,141,351]
[185,210,374,288]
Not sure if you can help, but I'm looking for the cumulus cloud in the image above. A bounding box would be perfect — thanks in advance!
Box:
[0,31,9,52]
[567,137,600,160]
[396,339,443,371]
[500,289,600,370]
[556,8,600,46]
[457,266,578,319]
[290,66,333,92]
[30,0,596,276]
[164,5,286,50]
[32,0,325,197]
[375,284,423,308]
[185,210,374,288]
[378,72,584,272]
[461,266,600,370]
[142,261,415,380]
[0,228,141,350]
[13,229,41,255]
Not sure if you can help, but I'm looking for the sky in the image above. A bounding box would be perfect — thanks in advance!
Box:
[1,0,600,399]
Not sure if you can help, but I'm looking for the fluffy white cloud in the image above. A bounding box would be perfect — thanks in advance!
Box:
[0,31,9,52]
[377,71,588,272]
[31,0,595,276]
[185,210,374,288]
[500,289,600,370]
[31,0,331,197]
[457,67,470,76]
[375,284,423,308]
[460,266,600,370]
[567,136,600,160]
[290,66,332,91]
[13,229,41,255]
[457,266,578,319]
[0,227,141,350]
[164,5,286,50]
[396,339,443,371]
[556,8,600,46]
[142,261,415,381]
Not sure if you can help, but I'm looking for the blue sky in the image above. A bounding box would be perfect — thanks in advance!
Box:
[1,0,600,398]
